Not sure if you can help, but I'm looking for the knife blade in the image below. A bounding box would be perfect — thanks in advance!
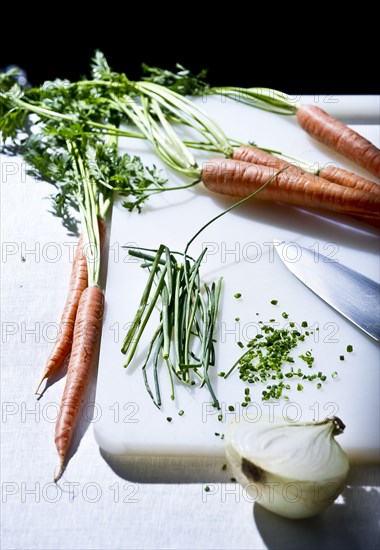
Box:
[274,241,380,341]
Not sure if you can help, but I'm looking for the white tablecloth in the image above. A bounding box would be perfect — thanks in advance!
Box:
[1,155,379,550]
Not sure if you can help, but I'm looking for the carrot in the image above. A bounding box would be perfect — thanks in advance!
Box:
[318,165,380,196]
[296,105,380,179]
[201,158,380,220]
[233,146,380,196]
[54,285,104,481]
[36,218,106,394]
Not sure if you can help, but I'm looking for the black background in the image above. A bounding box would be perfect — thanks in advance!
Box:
[1,9,377,94]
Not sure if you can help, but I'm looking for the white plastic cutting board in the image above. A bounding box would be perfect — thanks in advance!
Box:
[95,96,380,463]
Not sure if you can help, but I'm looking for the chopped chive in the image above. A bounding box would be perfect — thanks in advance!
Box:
[215,432,220,437]
[271,299,278,305]
[218,414,223,421]
[225,313,329,404]
[166,417,172,423]
[235,317,240,322]
[282,312,289,319]
[178,410,184,416]
[317,383,322,389]
[222,464,227,471]
[218,371,225,377]
[339,355,345,361]
[332,371,338,379]
[237,341,244,349]
[231,477,237,483]
[234,293,242,299]
[204,486,210,492]
[347,345,353,353]
[228,405,235,412]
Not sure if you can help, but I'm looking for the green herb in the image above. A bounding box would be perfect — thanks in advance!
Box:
[218,414,223,422]
[178,410,184,416]
[282,312,289,319]
[231,477,237,483]
[225,318,325,401]
[317,383,322,389]
[332,371,338,379]
[166,417,172,423]
[141,63,209,97]
[340,355,345,361]
[204,485,210,492]
[347,345,353,353]
[297,383,304,391]
[228,405,235,412]
[222,464,227,471]
[271,300,278,305]
[301,321,308,327]
[121,245,222,408]
[237,341,244,349]
[235,317,240,322]
[234,293,242,299]
[299,352,315,368]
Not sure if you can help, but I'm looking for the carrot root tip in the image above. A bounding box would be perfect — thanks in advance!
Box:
[54,458,65,483]
[35,376,47,396]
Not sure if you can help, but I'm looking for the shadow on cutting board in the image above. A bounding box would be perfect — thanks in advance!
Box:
[99,449,232,483]
[254,463,380,550]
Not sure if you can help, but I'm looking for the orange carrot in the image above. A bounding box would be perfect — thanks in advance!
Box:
[296,105,380,179]
[318,165,380,196]
[36,218,106,394]
[201,158,380,221]
[54,285,104,481]
[233,146,380,196]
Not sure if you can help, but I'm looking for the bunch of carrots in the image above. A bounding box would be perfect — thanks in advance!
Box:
[202,141,380,228]
[1,54,379,481]
[36,219,106,480]
[140,63,380,223]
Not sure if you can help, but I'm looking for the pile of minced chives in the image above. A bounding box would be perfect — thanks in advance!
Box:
[224,302,328,402]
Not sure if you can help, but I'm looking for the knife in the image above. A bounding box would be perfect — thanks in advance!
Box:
[274,241,380,341]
